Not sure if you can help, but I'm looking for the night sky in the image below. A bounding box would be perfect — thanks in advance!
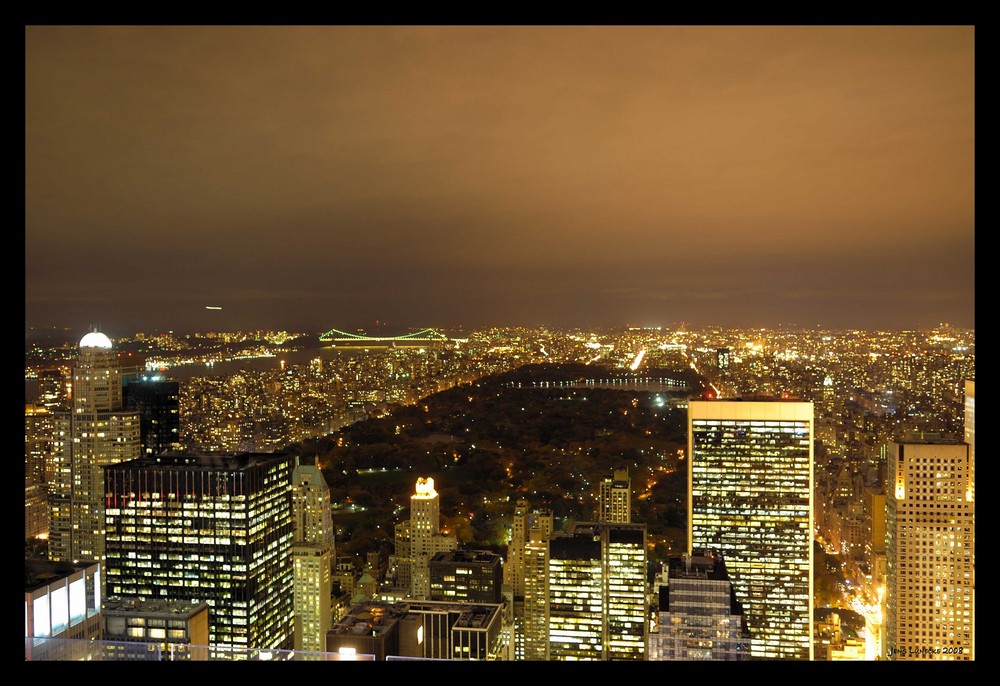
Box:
[25,26,974,336]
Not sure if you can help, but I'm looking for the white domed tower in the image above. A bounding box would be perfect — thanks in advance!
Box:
[74,331,121,413]
[49,330,141,570]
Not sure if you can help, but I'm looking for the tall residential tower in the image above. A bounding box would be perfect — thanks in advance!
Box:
[290,457,335,652]
[884,438,974,660]
[597,468,631,524]
[48,331,141,567]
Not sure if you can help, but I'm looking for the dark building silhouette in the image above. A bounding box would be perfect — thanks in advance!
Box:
[429,550,504,604]
[123,376,180,456]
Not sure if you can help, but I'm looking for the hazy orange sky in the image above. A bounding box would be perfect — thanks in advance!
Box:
[25,26,974,335]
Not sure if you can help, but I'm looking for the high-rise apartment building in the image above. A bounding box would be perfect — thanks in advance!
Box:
[25,404,54,540]
[103,452,295,657]
[48,331,141,567]
[290,458,335,652]
[507,499,554,660]
[598,468,631,524]
[37,368,70,411]
[547,521,647,661]
[884,439,974,660]
[522,525,551,661]
[688,399,814,660]
[405,477,457,600]
[506,500,553,600]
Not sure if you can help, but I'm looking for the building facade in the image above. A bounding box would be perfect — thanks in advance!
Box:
[884,439,974,660]
[122,376,181,456]
[101,598,210,660]
[405,477,457,600]
[597,468,631,524]
[648,551,749,660]
[522,525,551,660]
[103,452,295,657]
[546,522,647,661]
[688,399,814,660]
[25,559,103,660]
[327,599,507,661]
[429,550,504,604]
[25,404,54,540]
[291,458,335,652]
[49,331,141,567]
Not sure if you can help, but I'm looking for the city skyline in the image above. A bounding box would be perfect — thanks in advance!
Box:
[25,25,974,336]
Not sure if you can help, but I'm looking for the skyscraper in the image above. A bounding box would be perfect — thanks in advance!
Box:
[547,533,603,661]
[964,380,974,505]
[964,379,974,659]
[598,467,631,524]
[547,521,647,661]
[884,439,974,660]
[648,550,750,660]
[507,499,554,660]
[25,404,54,541]
[122,375,180,456]
[290,457,335,652]
[104,452,295,657]
[688,398,814,660]
[505,499,554,600]
[48,331,141,567]
[405,477,457,600]
[522,526,550,661]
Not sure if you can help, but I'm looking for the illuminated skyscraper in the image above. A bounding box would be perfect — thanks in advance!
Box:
[547,522,647,661]
[964,379,974,658]
[104,452,295,657]
[598,468,631,524]
[406,477,457,600]
[291,458,334,652]
[37,368,69,411]
[506,499,553,598]
[964,380,974,506]
[506,499,530,600]
[522,526,550,660]
[48,331,141,567]
[688,399,814,660]
[507,499,554,659]
[884,439,974,660]
[25,404,54,540]
[548,533,602,661]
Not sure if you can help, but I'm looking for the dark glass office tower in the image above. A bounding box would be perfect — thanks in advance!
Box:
[123,376,180,456]
[104,452,295,658]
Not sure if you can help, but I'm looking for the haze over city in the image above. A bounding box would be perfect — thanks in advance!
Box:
[26,25,974,336]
